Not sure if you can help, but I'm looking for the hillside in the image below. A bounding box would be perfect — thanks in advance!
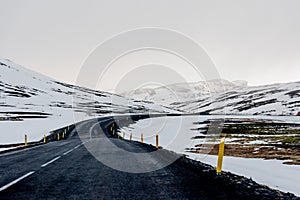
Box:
[0,59,175,144]
[121,80,300,115]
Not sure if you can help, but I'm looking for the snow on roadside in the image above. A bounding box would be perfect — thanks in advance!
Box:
[189,154,300,197]
[0,146,20,152]
[118,115,300,196]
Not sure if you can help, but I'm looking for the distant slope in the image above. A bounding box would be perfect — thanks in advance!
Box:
[121,80,300,116]
[0,59,176,144]
[121,79,243,108]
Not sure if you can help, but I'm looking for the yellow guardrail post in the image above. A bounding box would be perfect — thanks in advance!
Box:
[216,137,225,173]
[141,133,143,143]
[62,130,65,139]
[44,134,46,144]
[130,133,132,141]
[113,130,115,136]
[57,133,60,141]
[25,134,28,147]
[123,133,125,139]
[156,134,159,149]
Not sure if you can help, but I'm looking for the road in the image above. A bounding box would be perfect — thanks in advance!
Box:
[0,116,237,199]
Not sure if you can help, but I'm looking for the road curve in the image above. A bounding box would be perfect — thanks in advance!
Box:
[0,116,297,200]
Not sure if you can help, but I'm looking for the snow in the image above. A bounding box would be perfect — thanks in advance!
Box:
[0,59,177,144]
[119,115,300,196]
[1,58,300,195]
[0,146,19,152]
[118,115,206,153]
[121,79,300,116]
[190,154,300,197]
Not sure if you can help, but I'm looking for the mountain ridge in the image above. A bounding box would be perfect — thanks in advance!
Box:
[120,79,300,115]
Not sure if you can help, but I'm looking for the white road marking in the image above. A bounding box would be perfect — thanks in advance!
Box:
[73,144,81,150]
[63,142,86,156]
[89,122,101,139]
[0,141,89,192]
[0,171,35,192]
[63,149,74,155]
[41,156,61,168]
[0,139,91,192]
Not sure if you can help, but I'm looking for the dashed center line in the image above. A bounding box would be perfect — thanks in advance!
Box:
[0,171,35,192]
[0,141,88,192]
[41,156,61,168]
[63,149,74,155]
[42,142,86,167]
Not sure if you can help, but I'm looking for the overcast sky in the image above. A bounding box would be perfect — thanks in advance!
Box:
[0,0,299,92]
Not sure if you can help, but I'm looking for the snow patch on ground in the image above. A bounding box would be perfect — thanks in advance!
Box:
[190,154,300,197]
[119,115,300,196]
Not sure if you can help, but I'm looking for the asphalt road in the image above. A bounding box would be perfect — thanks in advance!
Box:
[0,116,236,200]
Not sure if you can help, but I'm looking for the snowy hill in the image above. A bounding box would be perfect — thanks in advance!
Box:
[0,59,175,144]
[121,80,300,116]
[121,79,243,107]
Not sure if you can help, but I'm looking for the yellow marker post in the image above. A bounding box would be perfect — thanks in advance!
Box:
[216,137,225,173]
[44,135,46,144]
[62,131,65,139]
[110,126,112,132]
[130,133,132,141]
[57,133,60,141]
[156,134,159,149]
[24,134,28,147]
[113,130,115,136]
[123,133,125,139]
[141,134,144,143]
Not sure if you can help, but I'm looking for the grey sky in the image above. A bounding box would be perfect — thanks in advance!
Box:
[0,0,299,92]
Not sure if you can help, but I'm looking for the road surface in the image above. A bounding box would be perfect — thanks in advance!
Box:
[0,116,250,199]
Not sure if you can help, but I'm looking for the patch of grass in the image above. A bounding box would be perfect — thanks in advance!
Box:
[282,136,300,145]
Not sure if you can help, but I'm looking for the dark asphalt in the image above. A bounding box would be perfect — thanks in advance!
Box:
[0,116,244,199]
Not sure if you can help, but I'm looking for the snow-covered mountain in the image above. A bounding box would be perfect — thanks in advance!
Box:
[0,59,175,144]
[121,80,300,116]
[121,79,244,107]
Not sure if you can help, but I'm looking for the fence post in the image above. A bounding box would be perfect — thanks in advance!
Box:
[216,137,225,173]
[156,134,159,149]
[141,133,143,143]
[25,134,28,147]
[130,133,132,141]
[44,135,46,144]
